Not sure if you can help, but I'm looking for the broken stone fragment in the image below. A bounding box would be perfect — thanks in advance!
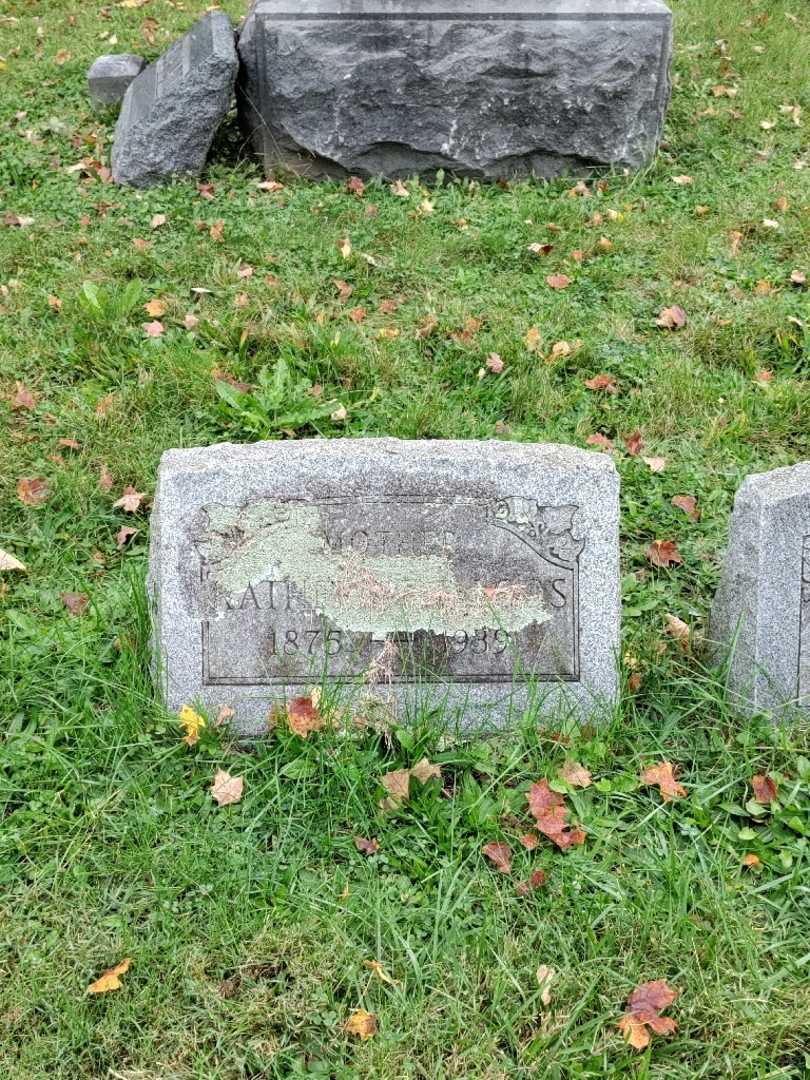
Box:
[111,11,238,188]
[88,54,145,108]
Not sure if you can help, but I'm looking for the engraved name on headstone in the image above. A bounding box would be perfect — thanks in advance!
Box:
[149,440,620,733]
[711,461,810,717]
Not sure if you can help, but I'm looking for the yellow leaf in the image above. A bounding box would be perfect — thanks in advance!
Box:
[178,704,205,747]
[344,1008,378,1040]
[379,768,410,809]
[364,959,400,986]
[339,236,352,260]
[87,957,132,994]
[410,758,442,784]
[211,769,244,806]
[618,1014,650,1050]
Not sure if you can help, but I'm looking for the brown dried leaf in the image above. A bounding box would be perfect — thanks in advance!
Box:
[150,213,166,230]
[485,352,505,374]
[98,463,113,492]
[527,779,586,850]
[11,382,36,410]
[410,758,442,784]
[742,852,761,868]
[519,833,540,850]
[62,591,89,616]
[344,1008,377,1040]
[585,373,618,395]
[142,320,164,338]
[643,456,668,473]
[656,305,687,330]
[346,175,365,196]
[623,430,644,456]
[144,298,166,317]
[641,762,687,801]
[516,868,547,896]
[752,774,778,804]
[546,273,572,290]
[354,836,380,856]
[482,841,512,874]
[619,979,678,1050]
[647,540,683,568]
[586,433,614,451]
[287,695,324,738]
[211,769,244,806]
[664,613,690,650]
[672,494,700,521]
[380,768,410,807]
[116,525,138,549]
[558,760,592,788]
[16,477,49,507]
[113,485,145,513]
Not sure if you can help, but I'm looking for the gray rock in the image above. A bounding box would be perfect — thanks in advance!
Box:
[710,462,810,718]
[112,11,237,188]
[237,0,673,181]
[88,54,145,108]
[148,439,620,735]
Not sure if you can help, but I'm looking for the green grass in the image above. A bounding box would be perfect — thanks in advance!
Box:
[2,0,810,1074]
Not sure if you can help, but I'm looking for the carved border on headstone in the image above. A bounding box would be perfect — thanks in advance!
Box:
[799,534,810,701]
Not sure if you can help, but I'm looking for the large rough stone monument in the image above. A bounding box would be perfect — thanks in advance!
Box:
[237,0,673,180]
[148,440,620,733]
[711,462,810,718]
[112,11,238,187]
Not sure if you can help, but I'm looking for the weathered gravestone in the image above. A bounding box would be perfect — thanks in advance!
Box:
[237,0,673,180]
[112,11,237,187]
[87,54,145,108]
[148,440,620,734]
[711,462,810,718]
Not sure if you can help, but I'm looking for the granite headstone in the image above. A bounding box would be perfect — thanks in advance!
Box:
[148,439,620,734]
[112,11,238,187]
[711,462,810,718]
[237,0,673,180]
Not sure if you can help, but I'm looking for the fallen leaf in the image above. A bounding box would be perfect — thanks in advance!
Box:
[150,213,166,230]
[62,591,89,616]
[331,404,348,422]
[256,179,285,192]
[87,958,132,994]
[209,220,225,242]
[0,548,26,572]
[730,230,743,256]
[618,979,678,1051]
[344,1008,377,1040]
[628,671,642,692]
[754,369,774,384]
[410,758,442,784]
[215,704,235,727]
[519,833,540,850]
[184,313,199,330]
[132,237,151,252]
[672,494,700,521]
[16,477,49,507]
[11,383,36,410]
[113,486,145,513]
[380,768,410,808]
[742,853,761,868]
[752,774,777,804]
[550,340,572,360]
[349,306,367,323]
[347,176,365,196]
[354,836,380,855]
[641,762,687,801]
[211,769,244,806]
[334,278,353,302]
[415,315,438,339]
[59,437,80,451]
[486,352,505,374]
[664,613,690,650]
[584,374,618,394]
[790,270,806,286]
[623,431,644,457]
[196,181,215,199]
[516,869,547,896]
[643,456,668,473]
[528,242,554,256]
[546,273,571,290]
[586,433,614,451]
[390,179,409,197]
[364,959,399,986]
[98,463,113,492]
[48,294,63,312]
[144,298,166,317]
[536,964,556,1006]
[142,320,164,338]
[287,694,325,738]
[711,84,738,97]
[339,236,352,260]
[558,760,592,788]
[482,841,512,874]
[672,174,693,185]
[116,525,138,549]
[656,305,687,330]
[525,326,542,352]
[178,704,205,747]
[528,779,586,850]
[647,539,683,568]
[54,49,71,65]
[95,393,116,419]
[378,298,399,314]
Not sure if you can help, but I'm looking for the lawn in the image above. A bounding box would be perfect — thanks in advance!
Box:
[1,0,810,1075]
